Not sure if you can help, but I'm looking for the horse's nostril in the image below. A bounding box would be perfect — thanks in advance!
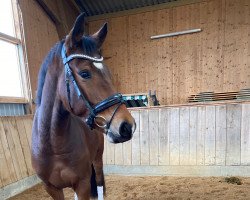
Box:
[119,122,132,139]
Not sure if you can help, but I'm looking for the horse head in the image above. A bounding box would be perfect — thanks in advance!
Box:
[59,13,136,143]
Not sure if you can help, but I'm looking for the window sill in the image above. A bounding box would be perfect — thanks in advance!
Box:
[0,96,29,104]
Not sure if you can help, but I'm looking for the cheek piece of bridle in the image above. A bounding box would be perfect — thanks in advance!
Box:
[61,44,125,130]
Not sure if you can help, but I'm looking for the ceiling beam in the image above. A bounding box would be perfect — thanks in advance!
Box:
[36,0,61,24]
[86,0,206,22]
[68,0,81,13]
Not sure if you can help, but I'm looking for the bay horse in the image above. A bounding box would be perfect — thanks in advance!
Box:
[31,13,136,200]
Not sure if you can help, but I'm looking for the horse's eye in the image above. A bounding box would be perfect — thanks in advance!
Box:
[79,70,91,79]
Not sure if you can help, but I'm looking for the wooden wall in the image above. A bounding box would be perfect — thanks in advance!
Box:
[103,101,250,176]
[19,0,59,105]
[18,0,79,107]
[0,116,33,188]
[0,103,249,192]
[88,0,250,105]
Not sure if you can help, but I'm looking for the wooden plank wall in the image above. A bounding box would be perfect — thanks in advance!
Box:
[0,102,249,186]
[88,0,250,105]
[0,116,33,188]
[19,0,59,106]
[18,0,79,108]
[103,102,250,168]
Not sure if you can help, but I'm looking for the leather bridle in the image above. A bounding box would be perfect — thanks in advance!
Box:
[61,44,125,130]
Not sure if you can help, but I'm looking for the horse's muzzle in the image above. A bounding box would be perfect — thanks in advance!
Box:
[107,120,136,143]
[119,121,133,139]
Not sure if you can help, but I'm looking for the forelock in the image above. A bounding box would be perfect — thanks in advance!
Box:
[82,36,98,55]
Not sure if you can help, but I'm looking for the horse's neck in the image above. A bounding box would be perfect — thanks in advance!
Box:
[38,101,63,132]
[37,97,78,154]
[37,66,71,141]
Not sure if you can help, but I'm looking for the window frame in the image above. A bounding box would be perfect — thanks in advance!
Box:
[0,0,32,105]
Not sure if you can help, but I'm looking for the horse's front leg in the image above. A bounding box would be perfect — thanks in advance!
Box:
[93,134,105,200]
[74,179,91,200]
[44,183,65,200]
[93,160,105,200]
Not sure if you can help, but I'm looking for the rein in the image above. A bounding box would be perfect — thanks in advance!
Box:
[61,44,124,130]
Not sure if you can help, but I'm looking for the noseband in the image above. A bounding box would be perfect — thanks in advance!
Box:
[61,44,124,130]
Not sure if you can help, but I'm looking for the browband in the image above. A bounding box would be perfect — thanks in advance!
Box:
[63,54,103,64]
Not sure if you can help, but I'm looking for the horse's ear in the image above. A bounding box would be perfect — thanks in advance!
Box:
[68,13,85,47]
[92,23,108,49]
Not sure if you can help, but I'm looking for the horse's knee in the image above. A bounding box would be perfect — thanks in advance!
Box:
[74,180,91,200]
[96,170,105,186]
[44,183,64,200]
[93,164,104,186]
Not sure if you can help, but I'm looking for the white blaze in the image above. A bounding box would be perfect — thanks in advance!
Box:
[93,62,104,69]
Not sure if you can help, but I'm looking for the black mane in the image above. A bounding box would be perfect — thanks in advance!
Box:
[36,41,63,105]
[36,36,98,106]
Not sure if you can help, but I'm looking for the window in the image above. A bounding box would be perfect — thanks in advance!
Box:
[0,0,29,100]
[0,0,31,116]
